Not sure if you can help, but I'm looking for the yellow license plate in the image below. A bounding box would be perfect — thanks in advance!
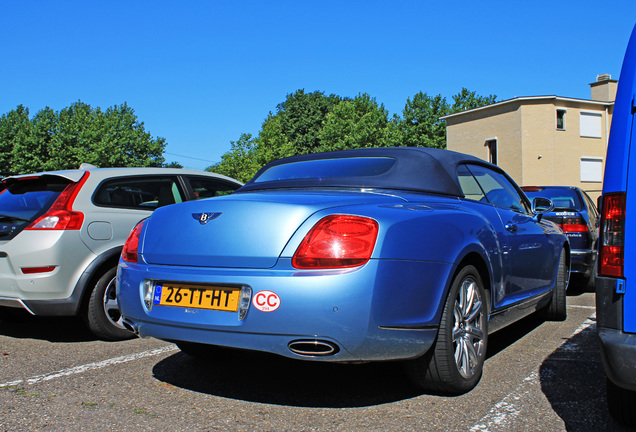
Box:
[153,283,240,312]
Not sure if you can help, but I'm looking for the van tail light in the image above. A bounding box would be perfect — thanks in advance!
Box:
[25,173,90,231]
[122,219,147,263]
[560,216,589,233]
[598,192,626,278]
[292,215,378,269]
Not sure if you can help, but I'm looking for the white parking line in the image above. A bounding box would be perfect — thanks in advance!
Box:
[0,345,177,388]
[568,304,596,310]
[469,314,597,432]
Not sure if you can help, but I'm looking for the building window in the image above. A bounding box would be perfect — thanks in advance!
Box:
[556,109,566,130]
[580,157,603,182]
[486,139,497,165]
[580,111,603,138]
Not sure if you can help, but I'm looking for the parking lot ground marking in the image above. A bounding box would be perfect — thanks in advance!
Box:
[568,304,596,310]
[469,313,597,432]
[0,345,177,388]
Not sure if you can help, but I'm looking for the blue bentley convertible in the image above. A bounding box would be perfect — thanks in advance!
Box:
[117,147,569,394]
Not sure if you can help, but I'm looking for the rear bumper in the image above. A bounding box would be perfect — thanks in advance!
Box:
[596,276,636,390]
[570,249,596,274]
[598,328,636,391]
[117,258,451,362]
[0,231,97,316]
[0,297,35,314]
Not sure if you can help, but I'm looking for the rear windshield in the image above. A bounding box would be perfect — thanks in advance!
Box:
[253,157,396,183]
[0,177,71,239]
[523,188,583,210]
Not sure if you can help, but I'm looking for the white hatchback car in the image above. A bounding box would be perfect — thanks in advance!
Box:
[0,164,242,339]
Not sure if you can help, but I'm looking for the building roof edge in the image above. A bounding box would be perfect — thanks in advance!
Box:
[440,95,614,120]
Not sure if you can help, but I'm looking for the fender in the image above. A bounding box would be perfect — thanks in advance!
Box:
[24,246,123,316]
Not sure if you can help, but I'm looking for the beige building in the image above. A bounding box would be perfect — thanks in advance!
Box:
[442,75,618,201]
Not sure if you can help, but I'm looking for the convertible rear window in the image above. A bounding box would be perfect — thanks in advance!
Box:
[253,157,396,183]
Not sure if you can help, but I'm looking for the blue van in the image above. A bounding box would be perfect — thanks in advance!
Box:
[597,23,636,425]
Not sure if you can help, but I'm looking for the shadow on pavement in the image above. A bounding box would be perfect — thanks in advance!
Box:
[152,314,550,408]
[538,316,631,432]
[0,307,96,343]
[152,348,422,408]
[151,291,596,409]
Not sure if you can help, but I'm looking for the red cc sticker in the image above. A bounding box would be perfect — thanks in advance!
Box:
[252,290,281,312]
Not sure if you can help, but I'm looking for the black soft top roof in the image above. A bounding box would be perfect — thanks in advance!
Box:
[238,147,497,197]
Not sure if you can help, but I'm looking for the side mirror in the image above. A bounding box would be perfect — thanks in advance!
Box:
[532,197,554,214]
[532,197,553,222]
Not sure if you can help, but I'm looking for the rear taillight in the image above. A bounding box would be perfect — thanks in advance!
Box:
[599,192,626,278]
[292,215,378,269]
[122,219,147,263]
[560,216,589,233]
[26,172,90,231]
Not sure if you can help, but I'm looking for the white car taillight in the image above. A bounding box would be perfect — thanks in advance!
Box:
[25,172,89,231]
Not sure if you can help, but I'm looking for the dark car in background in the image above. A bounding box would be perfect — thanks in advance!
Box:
[522,186,599,289]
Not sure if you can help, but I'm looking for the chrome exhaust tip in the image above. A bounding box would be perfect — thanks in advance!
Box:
[122,318,139,335]
[288,340,340,356]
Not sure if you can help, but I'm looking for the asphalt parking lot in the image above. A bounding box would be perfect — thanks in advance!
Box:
[0,280,629,432]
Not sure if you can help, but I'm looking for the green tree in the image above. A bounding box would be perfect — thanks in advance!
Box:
[398,92,450,149]
[91,103,166,168]
[395,89,498,149]
[0,101,166,173]
[208,133,260,183]
[210,87,498,180]
[0,105,31,173]
[163,161,183,168]
[256,89,343,163]
[12,106,57,173]
[451,88,498,113]
[317,93,391,152]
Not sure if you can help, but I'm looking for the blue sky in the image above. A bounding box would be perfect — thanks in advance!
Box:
[2,2,635,170]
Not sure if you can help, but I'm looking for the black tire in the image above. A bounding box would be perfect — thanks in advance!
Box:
[86,267,135,341]
[404,265,488,395]
[607,378,636,426]
[543,248,568,321]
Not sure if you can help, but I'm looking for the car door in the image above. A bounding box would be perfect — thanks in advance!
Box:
[465,164,557,305]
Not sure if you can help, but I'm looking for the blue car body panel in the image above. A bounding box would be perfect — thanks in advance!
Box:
[117,147,567,363]
[597,24,636,394]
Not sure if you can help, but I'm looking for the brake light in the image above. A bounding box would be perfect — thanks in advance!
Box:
[560,216,589,233]
[122,219,147,263]
[26,173,90,230]
[292,215,378,269]
[599,192,626,278]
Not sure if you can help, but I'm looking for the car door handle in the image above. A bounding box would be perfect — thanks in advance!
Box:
[505,223,518,233]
